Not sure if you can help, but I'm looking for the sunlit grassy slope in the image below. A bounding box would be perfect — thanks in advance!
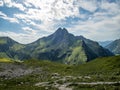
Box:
[0,58,23,63]
[24,55,120,76]
[0,58,13,62]
[72,55,120,75]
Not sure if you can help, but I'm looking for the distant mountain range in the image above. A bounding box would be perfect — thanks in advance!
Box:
[98,41,113,47]
[0,28,114,64]
[105,39,120,55]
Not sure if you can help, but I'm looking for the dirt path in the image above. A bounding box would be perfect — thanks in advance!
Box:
[35,81,120,90]
[58,84,72,90]
[73,81,120,85]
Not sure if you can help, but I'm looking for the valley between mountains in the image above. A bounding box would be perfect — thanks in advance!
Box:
[0,28,120,90]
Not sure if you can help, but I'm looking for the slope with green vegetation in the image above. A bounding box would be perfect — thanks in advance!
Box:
[0,58,13,62]
[0,28,114,64]
[0,55,120,90]
[24,28,113,64]
[73,55,120,75]
[0,37,30,60]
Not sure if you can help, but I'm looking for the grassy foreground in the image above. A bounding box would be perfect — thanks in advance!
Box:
[0,55,120,90]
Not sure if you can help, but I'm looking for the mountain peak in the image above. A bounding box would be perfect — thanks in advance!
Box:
[0,36,13,42]
[0,36,20,45]
[55,27,68,34]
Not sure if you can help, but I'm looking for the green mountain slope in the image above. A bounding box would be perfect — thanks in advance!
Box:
[0,28,114,64]
[106,39,120,54]
[77,36,113,57]
[0,37,29,60]
[25,28,113,64]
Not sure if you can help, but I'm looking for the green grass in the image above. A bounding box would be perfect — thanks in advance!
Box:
[72,84,120,90]
[24,55,120,77]
[66,46,87,64]
[11,44,25,51]
[0,58,14,63]
[22,56,120,83]
[24,59,69,75]
[0,39,7,44]
[72,55,120,75]
[0,86,58,90]
[0,55,120,90]
[0,58,23,63]
[0,52,9,58]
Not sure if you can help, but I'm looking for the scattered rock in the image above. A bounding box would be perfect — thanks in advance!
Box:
[0,63,42,79]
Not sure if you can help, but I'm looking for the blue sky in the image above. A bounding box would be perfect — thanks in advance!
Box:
[0,0,120,44]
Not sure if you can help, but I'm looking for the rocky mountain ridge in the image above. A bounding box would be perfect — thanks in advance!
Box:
[0,28,114,64]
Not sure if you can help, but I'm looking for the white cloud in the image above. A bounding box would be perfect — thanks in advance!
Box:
[12,2,25,11]
[0,11,6,17]
[68,13,120,41]
[3,0,25,11]
[0,0,3,6]
[66,0,120,41]
[77,0,98,12]
[0,11,19,23]
[22,27,38,35]
[14,0,79,22]
[13,0,80,35]
[100,1,120,15]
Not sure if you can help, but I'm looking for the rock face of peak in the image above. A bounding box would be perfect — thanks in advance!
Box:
[49,28,72,45]
[55,28,68,35]
[50,28,72,44]
[0,28,114,64]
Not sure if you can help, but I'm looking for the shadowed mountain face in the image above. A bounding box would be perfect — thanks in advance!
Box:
[106,39,120,54]
[0,28,114,64]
